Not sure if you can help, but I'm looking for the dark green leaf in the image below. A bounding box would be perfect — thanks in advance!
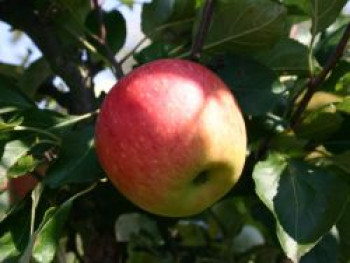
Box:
[175,220,207,247]
[254,153,349,243]
[0,200,32,261]
[44,126,103,187]
[0,81,34,113]
[85,10,126,54]
[309,0,348,34]
[337,200,350,263]
[200,0,287,53]
[32,185,94,262]
[134,42,179,64]
[255,38,310,75]
[295,111,343,141]
[18,58,52,98]
[142,0,195,43]
[209,198,243,238]
[323,114,350,153]
[331,151,350,174]
[0,63,23,80]
[215,55,285,115]
[316,25,349,66]
[300,233,338,263]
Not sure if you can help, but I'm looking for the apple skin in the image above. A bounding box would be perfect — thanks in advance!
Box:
[95,59,247,217]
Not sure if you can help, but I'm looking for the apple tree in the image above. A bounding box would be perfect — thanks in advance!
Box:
[0,0,349,262]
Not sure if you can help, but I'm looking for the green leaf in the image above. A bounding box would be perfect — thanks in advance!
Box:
[215,55,285,116]
[200,0,287,53]
[0,81,34,113]
[209,198,243,238]
[0,63,23,80]
[295,111,343,141]
[323,114,350,153]
[115,213,162,243]
[85,10,126,54]
[175,220,207,247]
[142,0,196,43]
[0,200,32,262]
[300,233,338,263]
[18,58,52,98]
[331,151,350,174]
[7,155,38,178]
[284,0,348,34]
[309,0,348,34]
[0,117,23,133]
[253,153,349,260]
[336,97,350,114]
[134,42,179,64]
[255,38,310,75]
[337,200,350,262]
[316,25,349,66]
[44,126,103,188]
[31,185,94,263]
[0,140,30,176]
[254,153,349,243]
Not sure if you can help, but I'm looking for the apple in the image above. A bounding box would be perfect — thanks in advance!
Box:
[95,59,247,217]
[9,164,47,203]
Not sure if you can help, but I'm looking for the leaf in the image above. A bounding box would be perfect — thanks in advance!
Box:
[115,213,162,243]
[0,80,34,113]
[175,220,207,247]
[215,55,285,116]
[0,140,30,176]
[7,155,39,178]
[200,0,287,53]
[300,233,338,263]
[321,112,350,154]
[18,58,52,98]
[309,0,348,34]
[336,97,350,114]
[285,0,348,34]
[0,117,23,133]
[315,25,349,66]
[44,126,103,188]
[253,153,349,259]
[295,111,343,141]
[85,10,126,54]
[120,0,134,8]
[31,185,94,263]
[209,198,243,238]
[255,38,310,75]
[142,0,196,43]
[0,200,32,262]
[331,150,350,174]
[337,200,350,262]
[0,63,23,80]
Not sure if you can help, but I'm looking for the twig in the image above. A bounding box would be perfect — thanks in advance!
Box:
[190,0,216,60]
[119,36,149,64]
[91,0,124,79]
[290,23,350,128]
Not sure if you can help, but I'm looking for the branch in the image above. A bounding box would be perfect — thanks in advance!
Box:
[0,0,95,114]
[190,0,216,60]
[91,0,124,79]
[290,23,350,128]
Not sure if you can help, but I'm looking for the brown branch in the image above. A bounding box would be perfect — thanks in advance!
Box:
[290,23,350,128]
[91,0,124,79]
[190,0,216,61]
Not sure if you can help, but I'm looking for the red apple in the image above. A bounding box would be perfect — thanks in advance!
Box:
[95,59,246,217]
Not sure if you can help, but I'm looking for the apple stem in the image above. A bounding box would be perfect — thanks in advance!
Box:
[190,0,216,61]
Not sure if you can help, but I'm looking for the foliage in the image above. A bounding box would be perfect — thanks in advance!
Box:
[0,0,349,262]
